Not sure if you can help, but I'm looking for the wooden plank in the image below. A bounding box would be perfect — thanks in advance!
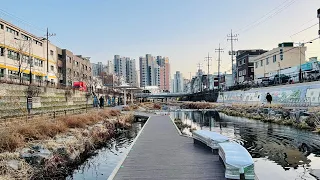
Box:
[112,115,226,180]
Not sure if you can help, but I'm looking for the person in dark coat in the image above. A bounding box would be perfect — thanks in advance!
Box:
[99,96,105,108]
[266,93,272,104]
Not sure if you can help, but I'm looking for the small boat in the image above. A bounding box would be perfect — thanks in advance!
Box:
[192,130,229,149]
[218,142,255,179]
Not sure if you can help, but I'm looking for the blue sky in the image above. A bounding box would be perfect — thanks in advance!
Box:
[1,0,320,78]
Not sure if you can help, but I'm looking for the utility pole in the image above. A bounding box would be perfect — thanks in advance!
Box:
[196,62,203,91]
[189,72,192,80]
[227,29,238,84]
[197,63,202,73]
[215,44,224,90]
[204,53,212,90]
[317,8,320,36]
[45,28,55,85]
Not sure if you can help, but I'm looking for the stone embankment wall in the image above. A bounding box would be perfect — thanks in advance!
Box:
[0,83,93,118]
[217,81,320,106]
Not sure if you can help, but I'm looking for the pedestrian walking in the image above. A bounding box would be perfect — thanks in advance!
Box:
[93,95,98,108]
[99,96,105,108]
[266,93,272,104]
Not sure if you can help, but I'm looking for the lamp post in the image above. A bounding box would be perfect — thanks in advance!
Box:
[14,38,32,84]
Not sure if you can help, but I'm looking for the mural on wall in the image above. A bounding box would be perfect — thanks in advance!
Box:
[217,83,320,105]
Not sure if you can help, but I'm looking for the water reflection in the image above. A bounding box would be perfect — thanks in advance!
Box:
[170,111,320,180]
[67,122,143,180]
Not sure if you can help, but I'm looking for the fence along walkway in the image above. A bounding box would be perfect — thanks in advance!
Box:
[110,115,226,180]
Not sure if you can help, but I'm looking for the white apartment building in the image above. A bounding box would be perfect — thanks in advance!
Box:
[173,71,184,93]
[114,55,126,78]
[126,58,138,86]
[139,56,147,87]
[253,42,306,82]
[0,19,58,84]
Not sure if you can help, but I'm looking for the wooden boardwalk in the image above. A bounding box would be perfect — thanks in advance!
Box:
[110,115,226,180]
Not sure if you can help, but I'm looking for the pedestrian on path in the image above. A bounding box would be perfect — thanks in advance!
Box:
[266,93,272,104]
[93,95,98,108]
[99,96,105,108]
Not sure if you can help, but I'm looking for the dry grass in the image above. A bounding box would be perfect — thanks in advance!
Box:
[181,102,217,109]
[0,131,25,153]
[122,106,131,111]
[153,104,161,110]
[0,109,123,153]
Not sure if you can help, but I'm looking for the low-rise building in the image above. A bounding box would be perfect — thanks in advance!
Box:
[236,49,267,83]
[0,18,58,85]
[253,42,306,82]
[58,49,92,87]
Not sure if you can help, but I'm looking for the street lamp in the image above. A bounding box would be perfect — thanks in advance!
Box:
[14,37,32,84]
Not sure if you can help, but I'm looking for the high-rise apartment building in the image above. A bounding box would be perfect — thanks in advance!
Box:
[126,58,138,86]
[139,56,148,87]
[105,60,114,75]
[139,54,171,91]
[114,55,126,78]
[114,55,138,86]
[91,62,104,77]
[173,71,184,93]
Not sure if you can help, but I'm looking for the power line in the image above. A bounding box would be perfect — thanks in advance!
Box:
[234,0,293,33]
[290,23,319,37]
[0,8,46,33]
[235,0,297,34]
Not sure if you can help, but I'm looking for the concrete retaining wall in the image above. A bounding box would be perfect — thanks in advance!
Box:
[217,81,320,106]
[0,83,93,118]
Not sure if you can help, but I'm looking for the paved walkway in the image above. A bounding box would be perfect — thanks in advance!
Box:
[111,115,226,180]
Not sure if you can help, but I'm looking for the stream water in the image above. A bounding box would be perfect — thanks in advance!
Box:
[170,110,320,180]
[66,122,144,180]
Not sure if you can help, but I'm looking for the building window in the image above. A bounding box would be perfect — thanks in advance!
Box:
[239,71,242,76]
[67,56,72,63]
[0,47,4,56]
[50,50,54,55]
[266,58,269,65]
[7,50,19,60]
[33,40,43,46]
[6,27,18,36]
[243,69,246,75]
[255,62,258,68]
[260,60,263,66]
[21,34,30,40]
[273,55,277,63]
[0,24,3,29]
[239,60,242,66]
[251,68,254,73]
[51,65,54,71]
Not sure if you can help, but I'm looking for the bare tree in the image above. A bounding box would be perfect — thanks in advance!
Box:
[11,39,31,84]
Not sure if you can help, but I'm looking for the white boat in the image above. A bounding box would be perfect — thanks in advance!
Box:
[192,130,229,149]
[218,142,255,179]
